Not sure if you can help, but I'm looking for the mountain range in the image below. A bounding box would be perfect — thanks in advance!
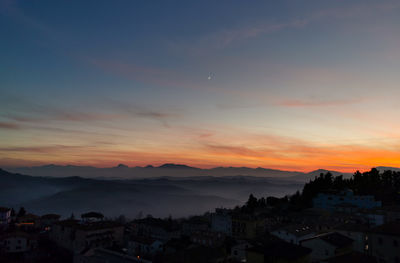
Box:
[7,163,352,181]
[0,167,304,219]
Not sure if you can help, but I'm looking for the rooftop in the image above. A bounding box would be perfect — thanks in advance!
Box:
[248,240,311,260]
[302,232,353,248]
[273,224,315,237]
[56,220,123,231]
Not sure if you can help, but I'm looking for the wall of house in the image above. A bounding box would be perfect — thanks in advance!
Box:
[0,210,11,225]
[3,236,30,253]
[301,239,336,262]
[313,190,381,212]
[336,230,366,253]
[211,213,232,236]
[368,233,400,263]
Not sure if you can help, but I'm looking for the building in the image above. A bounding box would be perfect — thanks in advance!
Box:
[131,217,180,242]
[75,247,152,263]
[300,232,353,262]
[270,224,316,245]
[49,219,124,254]
[232,215,264,239]
[81,212,104,223]
[181,216,209,236]
[357,209,385,226]
[16,213,40,229]
[231,240,252,263]
[334,223,369,253]
[0,207,11,227]
[313,189,381,212]
[211,209,232,236]
[128,236,163,257]
[246,239,311,263]
[0,231,37,253]
[190,230,225,247]
[40,213,61,230]
[367,222,400,263]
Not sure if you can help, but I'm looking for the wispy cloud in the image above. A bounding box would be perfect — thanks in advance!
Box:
[278,98,365,108]
[0,122,21,130]
[0,145,85,153]
[169,1,400,53]
[0,95,180,128]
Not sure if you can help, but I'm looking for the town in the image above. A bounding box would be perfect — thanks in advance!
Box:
[1,168,399,263]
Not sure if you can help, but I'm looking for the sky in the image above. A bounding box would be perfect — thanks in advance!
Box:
[1,0,400,172]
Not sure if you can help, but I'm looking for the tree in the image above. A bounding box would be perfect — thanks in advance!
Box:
[17,207,26,217]
[246,194,258,209]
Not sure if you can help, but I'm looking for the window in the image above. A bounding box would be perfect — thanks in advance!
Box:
[325,249,329,256]
[378,237,383,245]
[394,239,398,247]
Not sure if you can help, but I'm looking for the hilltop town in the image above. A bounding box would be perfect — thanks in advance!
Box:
[1,168,400,263]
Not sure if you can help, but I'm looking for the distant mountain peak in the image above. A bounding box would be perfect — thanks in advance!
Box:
[116,164,128,168]
[158,163,197,169]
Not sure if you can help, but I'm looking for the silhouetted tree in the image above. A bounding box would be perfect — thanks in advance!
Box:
[17,207,26,217]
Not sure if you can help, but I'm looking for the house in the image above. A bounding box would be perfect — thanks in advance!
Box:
[190,230,225,247]
[75,247,153,263]
[381,206,400,223]
[0,231,37,253]
[181,216,209,236]
[81,212,104,223]
[16,213,40,229]
[0,207,11,227]
[246,238,311,263]
[270,224,316,245]
[334,223,369,253]
[367,222,400,263]
[300,232,353,262]
[231,240,252,263]
[356,209,385,226]
[313,189,381,212]
[131,217,180,242]
[49,219,124,254]
[128,236,163,257]
[40,214,61,230]
[163,245,227,263]
[232,215,264,239]
[211,208,232,236]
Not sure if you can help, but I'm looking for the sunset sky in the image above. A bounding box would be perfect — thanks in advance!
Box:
[1,0,400,172]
